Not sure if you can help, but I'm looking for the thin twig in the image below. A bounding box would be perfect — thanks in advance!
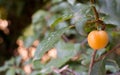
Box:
[81,38,87,46]
[90,0,99,20]
[53,65,69,74]
[59,65,69,73]
[61,34,69,42]
[67,68,76,75]
[95,44,120,62]
[88,50,97,75]
[53,65,77,75]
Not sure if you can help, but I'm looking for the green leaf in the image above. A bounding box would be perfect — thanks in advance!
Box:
[24,34,39,48]
[106,53,120,69]
[0,58,15,72]
[23,24,45,48]
[0,65,9,72]
[67,0,76,5]
[23,10,49,48]
[97,0,120,26]
[15,68,25,75]
[15,56,22,67]
[21,25,36,48]
[39,41,80,74]
[50,2,70,13]
[114,55,120,68]
[72,3,92,35]
[106,65,118,73]
[23,25,34,37]
[5,58,15,66]
[51,14,73,29]
[33,27,69,61]
[105,59,119,73]
[70,64,88,75]
[30,71,41,75]
[32,10,48,24]
[71,3,91,23]
[75,18,88,36]
[51,0,62,4]
[90,60,106,75]
[6,67,15,75]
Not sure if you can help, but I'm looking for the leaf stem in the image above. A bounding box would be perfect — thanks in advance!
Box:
[88,50,97,75]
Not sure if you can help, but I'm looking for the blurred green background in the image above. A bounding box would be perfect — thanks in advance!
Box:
[0,0,120,75]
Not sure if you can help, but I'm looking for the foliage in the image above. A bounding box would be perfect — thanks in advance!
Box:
[0,0,120,75]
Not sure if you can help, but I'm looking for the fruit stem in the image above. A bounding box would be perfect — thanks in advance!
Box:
[90,0,99,20]
[88,50,97,75]
[90,0,106,30]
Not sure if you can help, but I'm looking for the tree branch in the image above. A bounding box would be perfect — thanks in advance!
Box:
[95,44,120,62]
[88,50,97,75]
